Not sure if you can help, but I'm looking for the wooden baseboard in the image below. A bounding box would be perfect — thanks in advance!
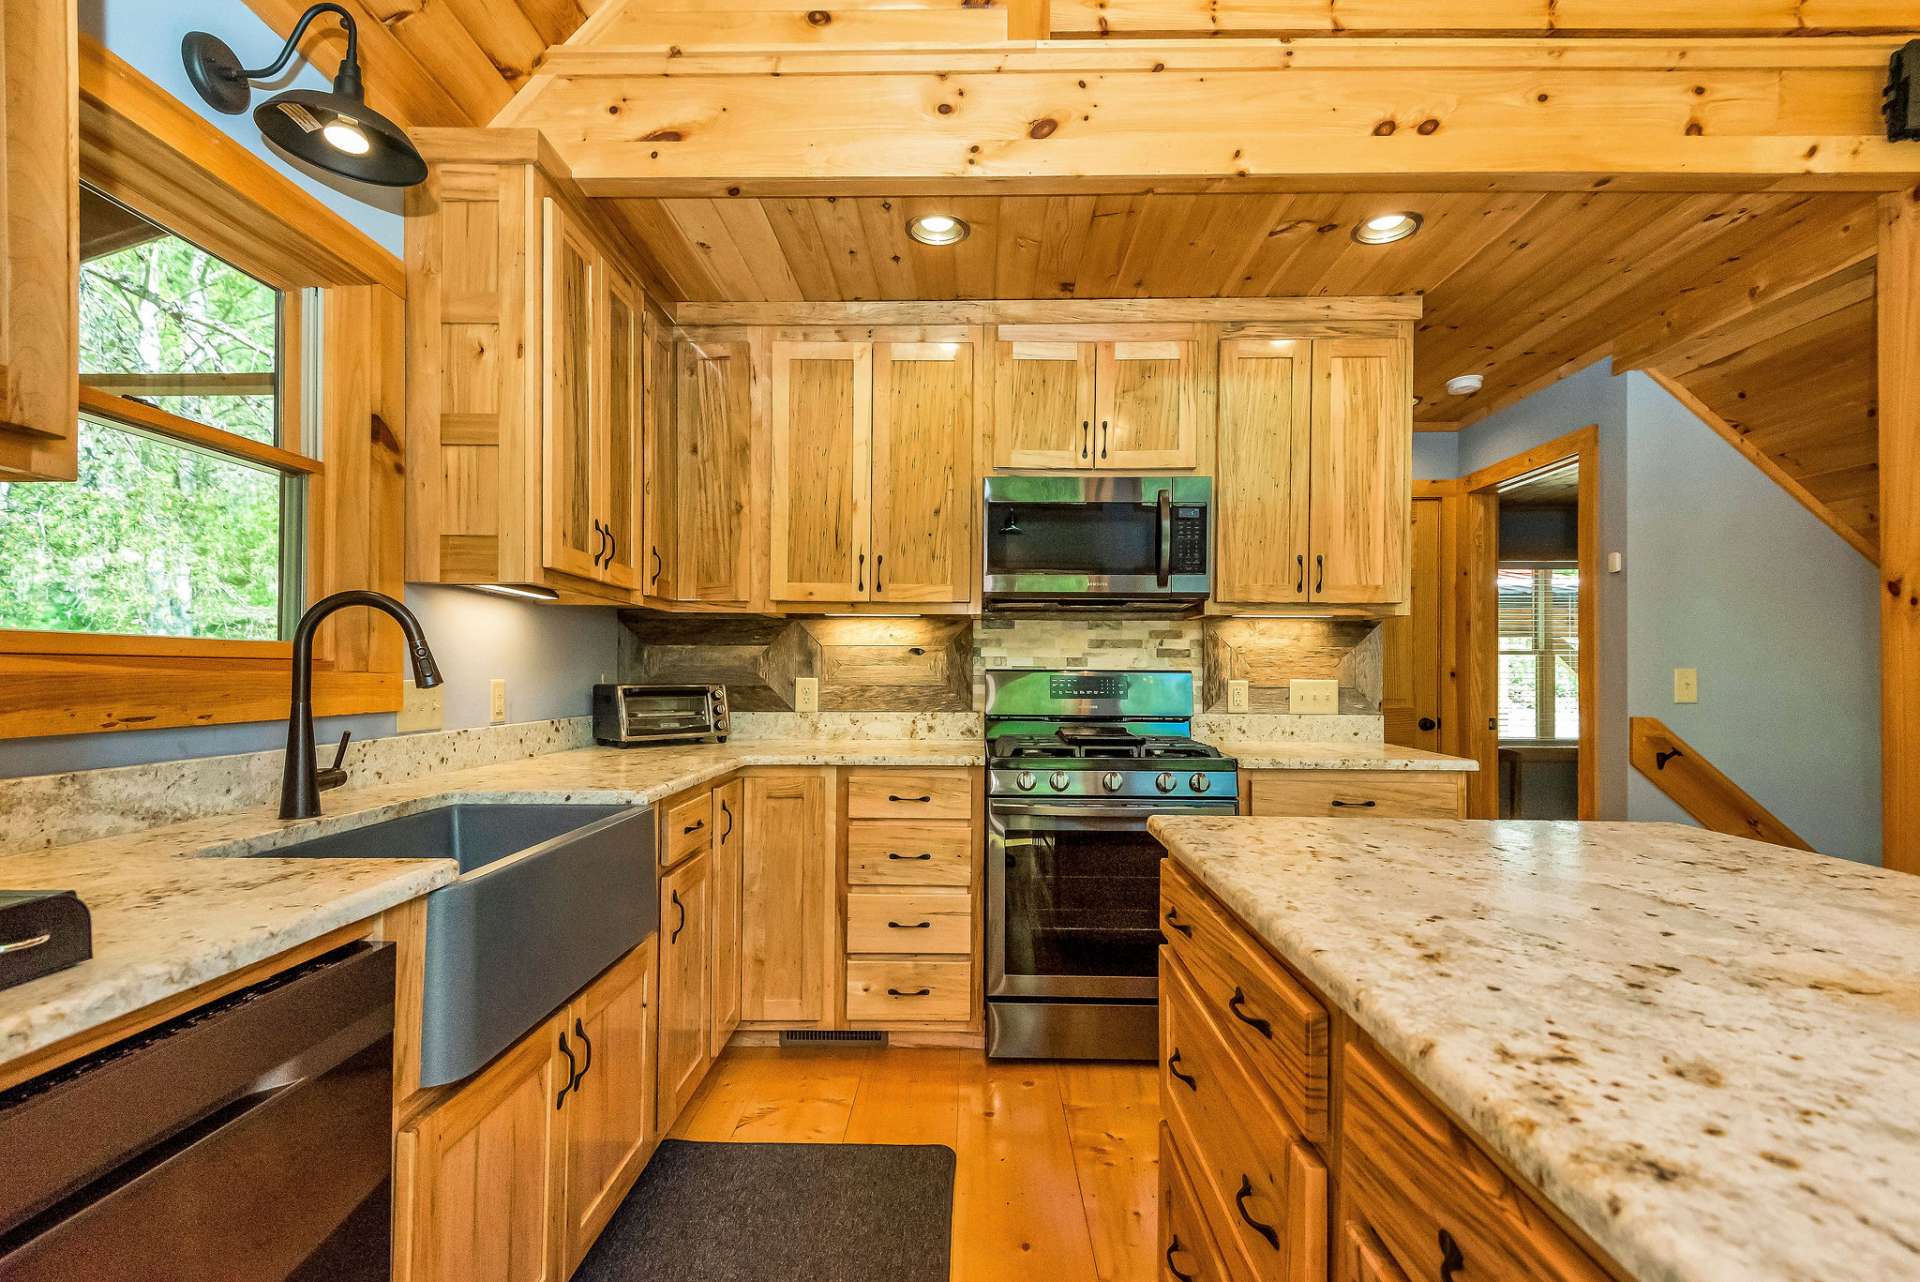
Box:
[726,1027,985,1050]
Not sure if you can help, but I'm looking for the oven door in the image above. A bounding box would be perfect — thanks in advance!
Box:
[987,799,1237,1001]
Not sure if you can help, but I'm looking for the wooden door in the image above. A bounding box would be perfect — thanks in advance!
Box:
[771,341,871,602]
[597,267,644,590]
[0,0,76,482]
[992,339,1094,469]
[740,771,830,1024]
[1308,336,1410,604]
[395,1012,568,1282]
[709,779,744,1057]
[560,937,656,1274]
[1215,337,1311,603]
[640,309,678,601]
[673,333,754,603]
[540,198,601,581]
[872,341,973,603]
[1096,339,1197,469]
[657,851,712,1134]
[1382,497,1443,750]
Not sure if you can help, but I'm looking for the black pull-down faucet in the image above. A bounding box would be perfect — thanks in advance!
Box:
[281,590,442,820]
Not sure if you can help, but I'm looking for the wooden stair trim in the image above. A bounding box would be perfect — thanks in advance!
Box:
[1628,717,1812,851]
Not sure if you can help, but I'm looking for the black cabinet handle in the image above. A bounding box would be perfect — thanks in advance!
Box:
[650,546,662,586]
[1167,1049,1197,1091]
[887,920,932,930]
[1228,987,1273,1039]
[1331,798,1377,809]
[1163,905,1193,938]
[1314,553,1325,594]
[556,1032,577,1109]
[889,793,933,804]
[572,1017,593,1088]
[1439,1228,1466,1282]
[875,553,884,594]
[720,800,733,841]
[670,889,686,942]
[683,819,706,835]
[1165,1237,1197,1282]
[605,528,618,566]
[887,987,932,997]
[1081,420,1089,459]
[857,552,865,593]
[591,519,607,567]
[888,851,932,861]
[1418,716,1439,732]
[1295,553,1304,592]
[1234,1175,1280,1249]
[1100,419,1109,459]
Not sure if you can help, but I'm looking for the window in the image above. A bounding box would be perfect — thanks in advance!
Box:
[0,187,304,641]
[1498,563,1579,741]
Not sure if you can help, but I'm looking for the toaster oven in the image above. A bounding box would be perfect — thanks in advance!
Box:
[591,684,729,746]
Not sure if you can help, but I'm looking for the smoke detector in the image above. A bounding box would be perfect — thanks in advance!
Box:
[1446,373,1485,396]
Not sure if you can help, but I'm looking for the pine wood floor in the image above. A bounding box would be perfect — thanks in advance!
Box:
[668,1045,1161,1282]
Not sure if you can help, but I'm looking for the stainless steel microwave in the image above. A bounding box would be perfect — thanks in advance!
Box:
[982,475,1212,612]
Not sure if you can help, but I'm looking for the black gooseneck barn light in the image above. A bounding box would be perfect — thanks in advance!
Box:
[181,3,427,187]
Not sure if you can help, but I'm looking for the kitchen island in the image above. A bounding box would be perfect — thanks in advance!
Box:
[1148,815,1920,1282]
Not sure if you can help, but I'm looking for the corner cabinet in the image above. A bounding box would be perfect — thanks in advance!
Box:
[1216,330,1412,608]
[644,327,757,607]
[990,327,1201,471]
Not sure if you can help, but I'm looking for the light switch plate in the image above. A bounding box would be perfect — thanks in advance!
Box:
[1673,668,1698,704]
[396,681,443,733]
[1227,680,1251,714]
[794,677,820,713]
[1289,678,1339,715]
[489,678,507,724]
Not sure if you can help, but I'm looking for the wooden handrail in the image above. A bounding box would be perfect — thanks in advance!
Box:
[1629,717,1811,851]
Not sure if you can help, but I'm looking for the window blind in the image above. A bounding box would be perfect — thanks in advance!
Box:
[1497,563,1579,741]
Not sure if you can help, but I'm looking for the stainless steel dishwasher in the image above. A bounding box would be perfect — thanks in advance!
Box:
[0,941,395,1281]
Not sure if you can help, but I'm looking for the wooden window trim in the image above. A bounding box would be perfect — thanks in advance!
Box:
[0,41,408,741]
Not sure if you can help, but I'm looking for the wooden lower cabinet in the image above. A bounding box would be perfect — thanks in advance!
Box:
[710,779,744,1056]
[1245,769,1466,820]
[740,770,831,1024]
[657,850,713,1133]
[1159,1122,1237,1282]
[560,937,657,1274]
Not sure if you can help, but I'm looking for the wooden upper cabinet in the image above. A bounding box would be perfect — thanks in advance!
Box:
[641,309,678,601]
[0,0,78,482]
[664,332,754,605]
[771,341,871,602]
[872,341,974,603]
[1097,340,1198,469]
[542,199,601,582]
[1309,336,1410,605]
[1216,338,1311,603]
[597,267,644,591]
[993,340,1094,469]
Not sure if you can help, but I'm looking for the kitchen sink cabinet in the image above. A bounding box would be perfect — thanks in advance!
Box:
[990,328,1201,472]
[657,846,713,1134]
[560,936,657,1275]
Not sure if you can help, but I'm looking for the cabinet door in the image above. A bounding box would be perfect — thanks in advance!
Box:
[541,198,601,581]
[1216,337,1311,603]
[657,851,712,1134]
[561,937,657,1274]
[673,333,755,603]
[597,268,644,591]
[771,341,871,601]
[872,341,973,603]
[1382,497,1443,750]
[1309,336,1410,604]
[1096,339,1197,469]
[396,1012,569,1282]
[740,771,830,1024]
[710,779,744,1056]
[0,0,77,482]
[641,309,678,601]
[992,339,1093,469]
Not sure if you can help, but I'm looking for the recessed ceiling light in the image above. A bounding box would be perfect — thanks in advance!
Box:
[907,213,969,246]
[1351,211,1423,245]
[1446,373,1485,396]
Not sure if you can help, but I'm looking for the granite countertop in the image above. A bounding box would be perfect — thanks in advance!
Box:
[0,739,982,1074]
[1219,740,1477,771]
[1148,817,1920,1282]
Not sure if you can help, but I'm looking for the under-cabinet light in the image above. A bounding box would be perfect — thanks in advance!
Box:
[464,583,561,603]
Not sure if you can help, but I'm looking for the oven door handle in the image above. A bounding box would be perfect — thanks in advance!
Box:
[1156,489,1173,588]
[991,801,1237,821]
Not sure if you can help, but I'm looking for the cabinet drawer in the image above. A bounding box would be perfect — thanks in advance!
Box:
[847,820,974,886]
[846,959,972,1022]
[846,769,973,821]
[847,891,973,955]
[1248,770,1464,819]
[1160,951,1327,1282]
[1341,1041,1613,1282]
[1161,860,1329,1144]
[1341,1219,1412,1282]
[661,790,713,866]
[1160,1124,1240,1282]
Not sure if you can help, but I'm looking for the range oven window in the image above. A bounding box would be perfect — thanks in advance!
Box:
[986,502,1160,576]
[1000,821,1165,981]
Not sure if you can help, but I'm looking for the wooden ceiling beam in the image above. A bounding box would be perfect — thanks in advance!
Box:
[1047,1,1920,38]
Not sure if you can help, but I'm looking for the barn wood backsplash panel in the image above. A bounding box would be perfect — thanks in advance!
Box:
[1202,618,1383,713]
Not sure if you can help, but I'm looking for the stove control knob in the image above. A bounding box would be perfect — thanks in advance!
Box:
[1049,771,1071,792]
[1189,773,1213,794]
[1156,771,1179,793]
[1102,771,1125,793]
[1016,770,1037,792]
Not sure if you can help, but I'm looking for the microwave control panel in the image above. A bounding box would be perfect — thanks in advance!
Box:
[1169,507,1208,574]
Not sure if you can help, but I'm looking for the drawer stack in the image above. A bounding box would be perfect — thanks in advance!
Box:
[843,768,977,1025]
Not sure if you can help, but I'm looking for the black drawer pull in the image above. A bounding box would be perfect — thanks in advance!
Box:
[888,851,933,861]
[1167,1049,1197,1091]
[1330,798,1377,809]
[1314,553,1325,594]
[887,986,932,997]
[1439,1228,1465,1281]
[555,1032,577,1110]
[1163,905,1194,938]
[670,889,686,942]
[887,920,933,929]
[720,800,733,840]
[889,793,933,803]
[683,818,706,834]
[1235,1175,1280,1249]
[1228,987,1273,1039]
[1294,553,1304,592]
[572,1017,593,1088]
[1166,1236,1197,1282]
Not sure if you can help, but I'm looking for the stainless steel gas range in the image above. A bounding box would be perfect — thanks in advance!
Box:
[984,669,1238,1061]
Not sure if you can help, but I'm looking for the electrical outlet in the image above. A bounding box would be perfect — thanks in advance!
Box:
[794,677,820,713]
[1289,678,1339,715]
[489,678,507,724]
[1227,680,1251,713]
[1673,667,1698,704]
[396,680,443,733]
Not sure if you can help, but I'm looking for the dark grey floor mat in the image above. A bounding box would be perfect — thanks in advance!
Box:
[574,1140,955,1282]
